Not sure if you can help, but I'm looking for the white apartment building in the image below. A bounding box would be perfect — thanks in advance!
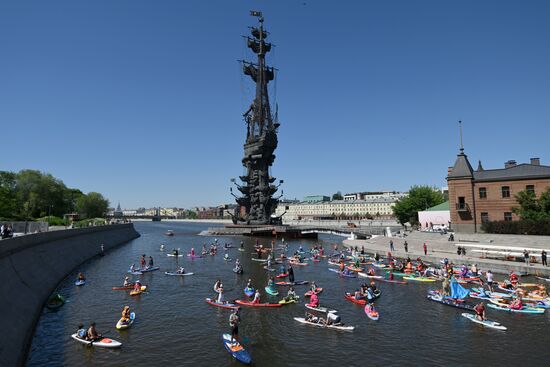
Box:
[275,197,402,221]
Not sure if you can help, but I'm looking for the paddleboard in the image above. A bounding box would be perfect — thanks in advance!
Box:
[487,303,545,314]
[364,305,379,321]
[71,334,122,348]
[305,304,337,314]
[251,258,267,262]
[75,280,86,286]
[358,272,383,279]
[167,254,184,257]
[279,296,299,305]
[235,300,282,307]
[140,266,160,273]
[222,333,252,365]
[461,313,507,330]
[205,298,240,310]
[403,276,436,282]
[116,312,135,330]
[164,272,194,276]
[275,281,309,286]
[293,317,354,331]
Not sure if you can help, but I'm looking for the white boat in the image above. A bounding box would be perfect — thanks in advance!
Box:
[71,334,122,348]
[294,317,354,331]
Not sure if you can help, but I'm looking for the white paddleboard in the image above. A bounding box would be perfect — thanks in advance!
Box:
[461,313,507,330]
[71,334,122,348]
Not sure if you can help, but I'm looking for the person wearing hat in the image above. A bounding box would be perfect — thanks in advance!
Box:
[229,308,240,345]
[123,276,131,287]
[133,279,142,292]
[86,322,101,341]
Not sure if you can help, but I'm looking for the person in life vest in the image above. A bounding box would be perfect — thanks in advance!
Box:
[473,302,486,321]
[120,306,131,323]
[140,254,146,268]
[509,271,519,284]
[309,292,320,307]
[509,296,523,310]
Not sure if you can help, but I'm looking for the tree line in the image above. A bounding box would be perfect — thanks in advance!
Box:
[0,170,109,222]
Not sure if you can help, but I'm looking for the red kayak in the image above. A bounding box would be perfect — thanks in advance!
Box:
[235,300,282,308]
[276,273,289,279]
[304,288,323,297]
[344,293,367,305]
[205,298,240,310]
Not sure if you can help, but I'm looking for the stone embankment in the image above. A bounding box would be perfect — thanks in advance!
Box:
[344,231,550,276]
[0,223,140,367]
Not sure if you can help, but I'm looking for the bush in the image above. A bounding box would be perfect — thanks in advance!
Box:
[36,216,69,226]
[73,218,106,228]
[481,219,550,236]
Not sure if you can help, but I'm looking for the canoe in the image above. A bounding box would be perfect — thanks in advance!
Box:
[265,286,279,296]
[222,333,251,365]
[275,281,309,286]
[116,312,135,330]
[304,288,323,297]
[487,303,545,314]
[235,300,282,307]
[294,317,354,331]
[461,313,507,330]
[164,272,194,276]
[344,293,366,305]
[205,298,240,310]
[364,306,379,321]
[358,272,383,279]
[275,273,289,279]
[244,287,255,297]
[71,334,122,348]
[75,280,86,286]
[305,304,337,314]
[46,294,65,310]
[279,297,299,305]
[140,266,160,273]
[403,276,436,282]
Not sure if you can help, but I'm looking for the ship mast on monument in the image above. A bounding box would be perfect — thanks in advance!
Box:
[230,11,283,225]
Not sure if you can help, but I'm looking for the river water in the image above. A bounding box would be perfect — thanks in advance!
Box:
[28,221,550,366]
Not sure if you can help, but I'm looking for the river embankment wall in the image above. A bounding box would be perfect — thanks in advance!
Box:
[0,223,140,367]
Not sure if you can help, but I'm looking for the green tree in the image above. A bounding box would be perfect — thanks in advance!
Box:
[513,188,550,221]
[332,191,343,200]
[76,192,109,219]
[0,171,18,219]
[392,186,445,225]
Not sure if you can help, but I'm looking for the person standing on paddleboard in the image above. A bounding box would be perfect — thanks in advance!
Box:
[229,309,240,345]
[288,265,295,283]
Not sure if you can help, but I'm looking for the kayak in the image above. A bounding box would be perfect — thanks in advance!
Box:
[130,289,143,296]
[461,313,507,330]
[235,300,282,307]
[116,312,135,329]
[304,288,323,297]
[244,287,255,297]
[403,276,436,282]
[344,293,366,305]
[140,266,160,273]
[222,333,251,365]
[358,272,383,279]
[164,272,194,276]
[167,254,184,257]
[279,296,300,305]
[275,281,309,286]
[275,273,289,279]
[305,304,337,314]
[487,303,545,314]
[364,305,379,321]
[426,294,474,311]
[112,285,147,291]
[71,334,122,348]
[75,280,86,286]
[205,298,240,310]
[46,294,65,310]
[293,317,354,331]
[265,286,279,296]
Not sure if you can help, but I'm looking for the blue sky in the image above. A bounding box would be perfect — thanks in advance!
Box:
[1,0,549,208]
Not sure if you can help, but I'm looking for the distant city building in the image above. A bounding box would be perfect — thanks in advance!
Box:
[303,195,330,202]
[447,149,550,233]
[344,191,407,201]
[274,193,405,221]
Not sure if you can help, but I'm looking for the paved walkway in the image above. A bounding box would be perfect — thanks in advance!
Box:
[344,231,550,276]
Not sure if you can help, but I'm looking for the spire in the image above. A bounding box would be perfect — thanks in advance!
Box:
[459,120,464,154]
[477,160,484,171]
[448,120,474,179]
[116,202,121,211]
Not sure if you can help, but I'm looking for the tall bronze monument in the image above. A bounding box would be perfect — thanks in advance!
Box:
[231,11,283,225]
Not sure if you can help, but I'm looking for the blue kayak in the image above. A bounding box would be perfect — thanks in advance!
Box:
[222,333,251,365]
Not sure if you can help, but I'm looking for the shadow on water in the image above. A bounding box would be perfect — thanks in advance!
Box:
[28,221,550,366]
